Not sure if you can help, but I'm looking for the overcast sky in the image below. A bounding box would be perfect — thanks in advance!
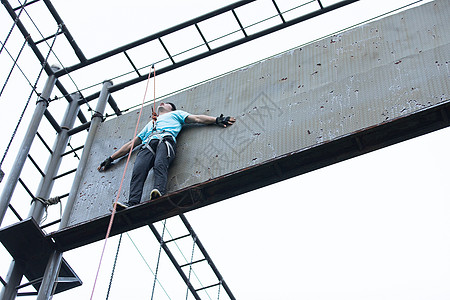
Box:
[1,0,449,299]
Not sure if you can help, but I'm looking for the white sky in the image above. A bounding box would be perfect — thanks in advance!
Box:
[1,0,449,299]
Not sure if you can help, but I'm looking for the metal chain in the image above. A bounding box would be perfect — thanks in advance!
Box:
[0,0,28,55]
[0,36,29,98]
[151,219,167,300]
[185,236,197,300]
[106,234,123,300]
[217,280,222,300]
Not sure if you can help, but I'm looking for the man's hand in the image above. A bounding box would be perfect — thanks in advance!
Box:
[98,156,114,172]
[215,114,236,127]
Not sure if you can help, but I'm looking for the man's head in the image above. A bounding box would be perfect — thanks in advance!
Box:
[157,102,176,114]
[168,102,176,111]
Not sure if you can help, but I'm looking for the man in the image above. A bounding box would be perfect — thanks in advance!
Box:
[98,102,235,208]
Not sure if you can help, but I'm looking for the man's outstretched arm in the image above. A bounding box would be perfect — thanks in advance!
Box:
[186,114,236,127]
[98,136,142,171]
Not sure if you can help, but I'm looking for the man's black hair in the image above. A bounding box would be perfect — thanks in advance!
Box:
[168,102,177,111]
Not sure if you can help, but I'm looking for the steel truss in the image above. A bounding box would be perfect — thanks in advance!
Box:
[0,0,364,298]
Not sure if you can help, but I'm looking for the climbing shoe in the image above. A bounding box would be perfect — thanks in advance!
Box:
[115,201,138,211]
[150,189,162,200]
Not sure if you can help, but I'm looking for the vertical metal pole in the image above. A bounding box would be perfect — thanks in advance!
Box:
[0,261,24,300]
[0,66,60,300]
[37,80,112,300]
[60,80,112,228]
[28,94,80,222]
[0,65,60,227]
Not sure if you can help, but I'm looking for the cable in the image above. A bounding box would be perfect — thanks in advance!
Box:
[126,232,172,299]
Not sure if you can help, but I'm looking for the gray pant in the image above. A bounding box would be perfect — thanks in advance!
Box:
[129,137,176,204]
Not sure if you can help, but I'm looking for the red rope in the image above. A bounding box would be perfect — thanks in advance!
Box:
[151,65,157,123]
[90,65,155,299]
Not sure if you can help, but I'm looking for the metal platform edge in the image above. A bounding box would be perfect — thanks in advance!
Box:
[50,99,450,252]
[0,218,82,294]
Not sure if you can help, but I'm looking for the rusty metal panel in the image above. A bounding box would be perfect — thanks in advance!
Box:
[64,0,449,228]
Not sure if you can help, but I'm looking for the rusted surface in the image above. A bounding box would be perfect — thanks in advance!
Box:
[62,0,449,238]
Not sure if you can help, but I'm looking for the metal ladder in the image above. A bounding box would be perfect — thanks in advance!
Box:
[148,214,235,300]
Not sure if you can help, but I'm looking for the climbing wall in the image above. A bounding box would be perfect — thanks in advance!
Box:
[64,0,449,228]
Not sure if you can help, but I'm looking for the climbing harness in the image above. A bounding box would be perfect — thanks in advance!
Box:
[142,132,175,159]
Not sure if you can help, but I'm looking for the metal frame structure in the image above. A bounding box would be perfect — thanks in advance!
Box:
[0,0,368,298]
[0,0,439,299]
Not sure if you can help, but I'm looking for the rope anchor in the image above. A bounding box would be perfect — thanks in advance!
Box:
[32,195,63,224]
[32,196,61,206]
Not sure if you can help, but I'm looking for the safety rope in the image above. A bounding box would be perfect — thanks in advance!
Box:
[106,233,122,300]
[90,64,154,299]
[153,64,157,120]
[151,220,167,300]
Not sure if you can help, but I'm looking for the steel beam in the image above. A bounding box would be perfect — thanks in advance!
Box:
[1,1,56,76]
[53,0,257,77]
[42,0,87,62]
[83,0,361,102]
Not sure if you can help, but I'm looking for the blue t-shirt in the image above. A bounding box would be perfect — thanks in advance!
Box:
[137,110,190,144]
